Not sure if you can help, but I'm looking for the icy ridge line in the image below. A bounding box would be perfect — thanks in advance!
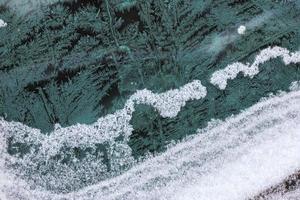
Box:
[0,80,206,157]
[210,46,300,90]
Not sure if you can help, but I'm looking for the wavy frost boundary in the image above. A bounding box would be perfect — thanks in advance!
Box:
[2,84,300,200]
[210,46,300,90]
[0,80,206,193]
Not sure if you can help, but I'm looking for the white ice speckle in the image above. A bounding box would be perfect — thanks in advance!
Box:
[0,19,7,28]
[237,25,246,35]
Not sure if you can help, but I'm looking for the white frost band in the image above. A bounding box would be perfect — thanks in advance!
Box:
[210,46,300,90]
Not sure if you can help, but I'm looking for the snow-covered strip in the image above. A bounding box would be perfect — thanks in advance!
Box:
[173,123,300,200]
[0,80,206,157]
[2,87,300,200]
[210,46,300,89]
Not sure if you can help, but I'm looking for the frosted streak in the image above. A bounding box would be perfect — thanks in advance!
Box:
[5,0,62,15]
[1,88,300,199]
[210,46,300,89]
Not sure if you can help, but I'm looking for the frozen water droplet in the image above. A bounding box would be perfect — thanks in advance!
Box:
[237,25,246,35]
